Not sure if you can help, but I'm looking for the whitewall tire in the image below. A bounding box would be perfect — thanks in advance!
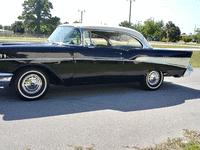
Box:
[14,68,49,100]
[140,70,164,90]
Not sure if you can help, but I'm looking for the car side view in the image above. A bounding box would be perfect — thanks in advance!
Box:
[0,24,193,100]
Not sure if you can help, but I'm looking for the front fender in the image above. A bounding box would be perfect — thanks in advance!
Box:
[12,63,64,85]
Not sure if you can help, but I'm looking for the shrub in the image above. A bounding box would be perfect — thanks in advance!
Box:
[162,37,169,42]
[182,37,192,44]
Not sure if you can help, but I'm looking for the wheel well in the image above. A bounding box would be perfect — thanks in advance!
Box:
[11,65,64,86]
[150,69,166,75]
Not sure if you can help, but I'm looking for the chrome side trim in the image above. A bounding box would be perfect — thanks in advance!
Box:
[0,73,13,77]
[0,58,73,61]
[0,56,190,68]
[0,73,13,82]
[134,56,191,68]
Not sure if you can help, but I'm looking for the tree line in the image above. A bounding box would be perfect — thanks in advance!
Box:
[119,19,181,42]
[192,30,200,43]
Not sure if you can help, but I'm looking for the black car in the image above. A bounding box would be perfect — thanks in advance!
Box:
[0,24,193,100]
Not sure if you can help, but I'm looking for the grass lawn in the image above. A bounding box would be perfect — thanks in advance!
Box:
[151,44,200,49]
[125,130,200,150]
[190,51,200,68]
[0,36,47,43]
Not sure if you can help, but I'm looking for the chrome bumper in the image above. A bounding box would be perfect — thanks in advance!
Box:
[183,64,193,77]
[0,73,13,81]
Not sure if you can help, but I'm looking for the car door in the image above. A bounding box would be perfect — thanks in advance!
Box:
[109,33,144,81]
[73,31,124,85]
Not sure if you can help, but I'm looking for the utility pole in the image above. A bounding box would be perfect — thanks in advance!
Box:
[128,0,135,25]
[78,10,85,23]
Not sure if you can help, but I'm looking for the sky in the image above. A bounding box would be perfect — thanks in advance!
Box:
[0,0,199,34]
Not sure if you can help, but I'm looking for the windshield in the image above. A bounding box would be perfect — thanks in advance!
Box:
[48,26,81,45]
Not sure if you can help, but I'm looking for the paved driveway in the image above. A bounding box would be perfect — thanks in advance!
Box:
[0,69,200,150]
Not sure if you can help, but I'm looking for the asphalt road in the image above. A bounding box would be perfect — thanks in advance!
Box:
[0,69,200,150]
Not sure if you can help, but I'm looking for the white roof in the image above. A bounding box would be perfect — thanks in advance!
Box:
[62,24,143,40]
[60,24,152,48]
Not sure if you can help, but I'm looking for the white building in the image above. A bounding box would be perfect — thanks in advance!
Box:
[0,29,13,34]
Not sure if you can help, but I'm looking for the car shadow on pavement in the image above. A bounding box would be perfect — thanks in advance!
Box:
[0,81,200,121]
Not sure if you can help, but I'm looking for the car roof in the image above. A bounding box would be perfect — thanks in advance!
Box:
[59,24,152,48]
[61,24,142,39]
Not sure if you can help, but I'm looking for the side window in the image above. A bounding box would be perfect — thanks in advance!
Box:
[84,31,108,46]
[84,31,91,46]
[91,33,108,46]
[110,34,142,48]
[63,28,81,45]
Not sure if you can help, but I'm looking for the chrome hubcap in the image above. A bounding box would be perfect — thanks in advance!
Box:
[22,74,43,94]
[147,71,160,86]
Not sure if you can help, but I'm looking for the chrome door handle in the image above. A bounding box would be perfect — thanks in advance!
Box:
[115,52,122,55]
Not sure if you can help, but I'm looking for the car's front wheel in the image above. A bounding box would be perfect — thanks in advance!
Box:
[13,68,49,101]
[140,70,164,90]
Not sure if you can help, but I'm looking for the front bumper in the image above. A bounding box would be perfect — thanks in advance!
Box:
[0,73,13,81]
[183,64,193,77]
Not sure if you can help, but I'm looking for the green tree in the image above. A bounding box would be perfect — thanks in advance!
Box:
[11,21,25,33]
[165,21,181,42]
[18,0,55,34]
[182,37,192,44]
[139,18,165,40]
[119,19,182,42]
[162,37,169,42]
[73,21,80,24]
[0,24,3,29]
[43,16,61,34]
[40,25,51,34]
[154,20,165,41]
[4,26,12,31]
[119,21,132,28]
[131,23,142,32]
[140,18,156,38]
[193,30,200,43]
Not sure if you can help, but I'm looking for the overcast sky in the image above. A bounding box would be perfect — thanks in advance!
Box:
[0,0,199,34]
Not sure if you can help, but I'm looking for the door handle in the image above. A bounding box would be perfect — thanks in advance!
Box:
[115,52,122,55]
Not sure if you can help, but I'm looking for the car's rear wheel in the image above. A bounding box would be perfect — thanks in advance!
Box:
[140,70,164,90]
[13,68,49,101]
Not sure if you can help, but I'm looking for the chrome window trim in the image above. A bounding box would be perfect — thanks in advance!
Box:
[80,28,147,48]
[48,26,83,47]
[77,27,84,46]
[82,29,112,47]
[61,24,153,48]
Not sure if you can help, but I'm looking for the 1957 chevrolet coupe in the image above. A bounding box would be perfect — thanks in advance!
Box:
[0,24,193,100]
